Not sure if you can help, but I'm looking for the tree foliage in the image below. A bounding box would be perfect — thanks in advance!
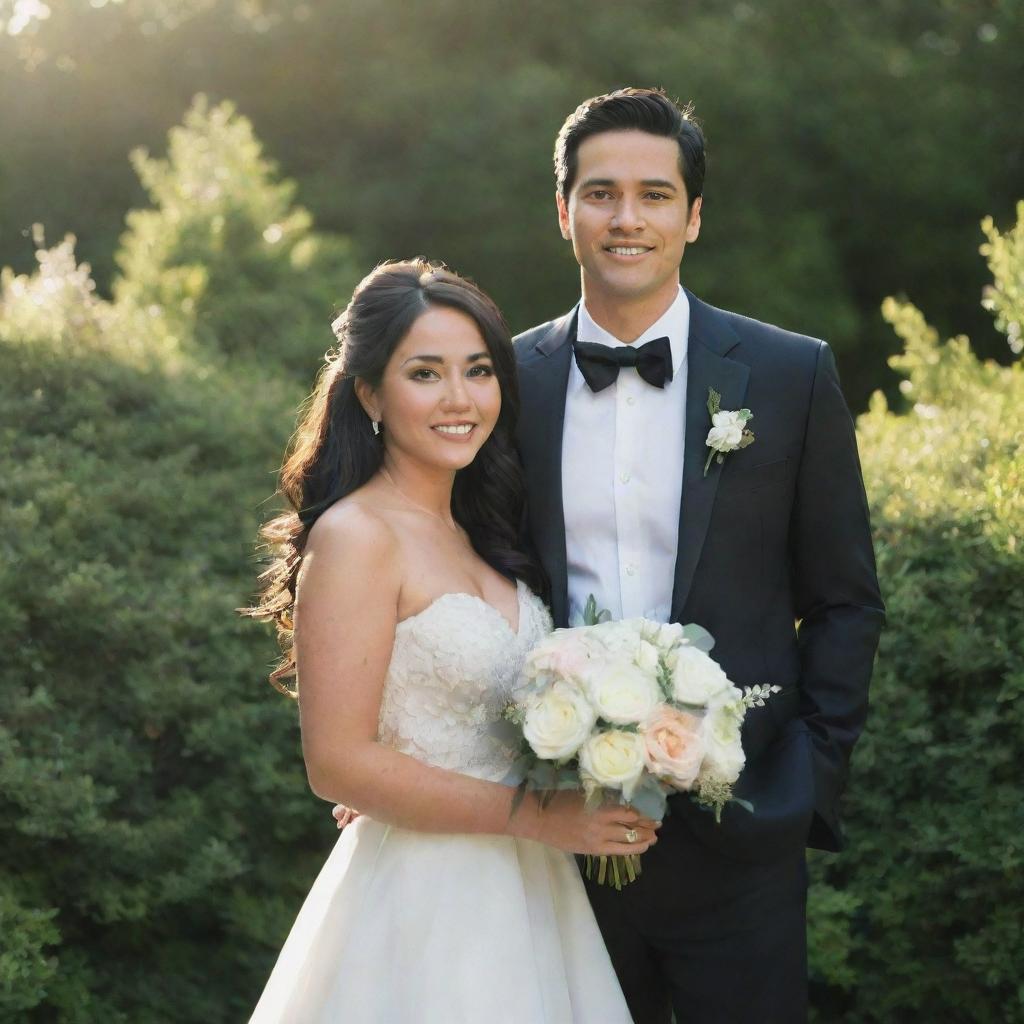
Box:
[0,102,357,1023]
[1,0,1020,407]
[807,205,1024,1022]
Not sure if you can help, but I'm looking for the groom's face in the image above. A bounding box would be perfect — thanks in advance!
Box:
[557,129,700,309]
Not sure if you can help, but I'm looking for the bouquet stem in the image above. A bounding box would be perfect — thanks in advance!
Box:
[584,854,643,890]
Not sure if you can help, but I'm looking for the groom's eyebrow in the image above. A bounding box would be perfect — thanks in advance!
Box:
[578,177,678,191]
[401,352,491,366]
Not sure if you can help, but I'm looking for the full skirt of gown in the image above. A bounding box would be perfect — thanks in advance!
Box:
[250,816,633,1022]
[250,582,632,1023]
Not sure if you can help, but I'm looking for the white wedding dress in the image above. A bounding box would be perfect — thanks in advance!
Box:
[250,579,632,1023]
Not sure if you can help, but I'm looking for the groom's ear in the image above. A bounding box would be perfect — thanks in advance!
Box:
[685,195,702,243]
[556,191,572,241]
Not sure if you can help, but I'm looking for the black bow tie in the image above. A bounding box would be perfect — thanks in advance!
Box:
[573,336,674,393]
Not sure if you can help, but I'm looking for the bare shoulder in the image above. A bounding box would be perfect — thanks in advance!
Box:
[300,495,403,600]
[307,496,398,559]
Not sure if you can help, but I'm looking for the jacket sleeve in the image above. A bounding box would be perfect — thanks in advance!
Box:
[789,340,885,850]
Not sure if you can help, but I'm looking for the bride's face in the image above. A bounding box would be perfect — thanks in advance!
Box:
[365,305,502,473]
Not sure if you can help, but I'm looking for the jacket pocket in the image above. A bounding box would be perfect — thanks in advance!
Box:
[733,456,792,492]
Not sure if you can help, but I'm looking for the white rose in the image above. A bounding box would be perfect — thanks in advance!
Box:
[635,639,661,674]
[579,729,647,797]
[670,646,732,706]
[588,619,644,656]
[584,658,662,725]
[706,410,745,452]
[699,699,746,784]
[522,680,597,761]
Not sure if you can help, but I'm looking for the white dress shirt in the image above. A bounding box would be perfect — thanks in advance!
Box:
[562,286,689,624]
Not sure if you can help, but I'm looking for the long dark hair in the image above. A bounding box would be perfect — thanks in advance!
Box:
[244,258,546,694]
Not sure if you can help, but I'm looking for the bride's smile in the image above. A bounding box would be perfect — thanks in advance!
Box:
[359,304,502,477]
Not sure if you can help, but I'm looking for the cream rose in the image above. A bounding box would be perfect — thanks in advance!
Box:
[670,646,732,706]
[706,410,745,452]
[700,699,746,784]
[522,680,596,761]
[583,658,662,725]
[579,729,646,797]
[642,706,705,790]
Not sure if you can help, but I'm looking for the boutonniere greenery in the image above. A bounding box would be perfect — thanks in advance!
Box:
[703,387,755,476]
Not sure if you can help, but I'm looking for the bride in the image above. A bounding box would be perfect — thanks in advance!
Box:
[246,259,657,1022]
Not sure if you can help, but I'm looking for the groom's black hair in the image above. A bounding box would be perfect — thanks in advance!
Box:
[554,87,706,209]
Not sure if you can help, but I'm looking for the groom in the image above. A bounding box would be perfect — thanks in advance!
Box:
[513,88,884,1023]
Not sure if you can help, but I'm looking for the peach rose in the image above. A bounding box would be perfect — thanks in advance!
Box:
[524,634,591,683]
[642,706,705,790]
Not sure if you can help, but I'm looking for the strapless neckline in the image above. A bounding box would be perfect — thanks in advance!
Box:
[395,578,525,638]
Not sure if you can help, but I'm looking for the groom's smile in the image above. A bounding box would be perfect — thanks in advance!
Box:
[603,244,655,258]
[557,129,701,326]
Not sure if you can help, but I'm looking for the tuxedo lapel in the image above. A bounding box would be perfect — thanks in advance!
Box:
[671,292,750,620]
[517,308,577,627]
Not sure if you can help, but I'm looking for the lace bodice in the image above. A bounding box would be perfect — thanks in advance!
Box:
[377,579,552,781]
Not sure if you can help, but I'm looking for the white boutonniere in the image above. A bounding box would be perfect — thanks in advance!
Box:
[703,387,755,476]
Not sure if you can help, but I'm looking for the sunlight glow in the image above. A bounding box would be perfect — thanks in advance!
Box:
[5,0,51,36]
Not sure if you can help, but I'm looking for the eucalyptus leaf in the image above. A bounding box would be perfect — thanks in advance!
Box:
[501,754,534,787]
[487,718,522,744]
[680,623,716,652]
[628,781,669,821]
[508,781,528,818]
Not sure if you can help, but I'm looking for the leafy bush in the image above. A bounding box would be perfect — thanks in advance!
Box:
[808,203,1024,1022]
[114,95,358,374]
[0,102,359,1023]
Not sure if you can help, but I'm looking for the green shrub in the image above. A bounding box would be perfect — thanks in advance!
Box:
[808,203,1024,1022]
[114,95,359,374]
[0,102,359,1023]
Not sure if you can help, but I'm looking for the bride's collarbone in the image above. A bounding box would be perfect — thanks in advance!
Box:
[377,507,519,628]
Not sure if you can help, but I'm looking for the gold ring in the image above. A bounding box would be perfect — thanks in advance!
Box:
[624,828,638,844]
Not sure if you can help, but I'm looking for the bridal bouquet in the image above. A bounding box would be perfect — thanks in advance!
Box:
[503,598,778,889]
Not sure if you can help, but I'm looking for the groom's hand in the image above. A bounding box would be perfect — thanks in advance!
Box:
[332,804,361,829]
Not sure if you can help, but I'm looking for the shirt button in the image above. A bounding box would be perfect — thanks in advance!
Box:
[620,471,631,484]
[626,395,636,406]
[625,564,637,577]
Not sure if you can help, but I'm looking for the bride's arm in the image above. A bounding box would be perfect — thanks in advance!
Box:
[295,504,658,855]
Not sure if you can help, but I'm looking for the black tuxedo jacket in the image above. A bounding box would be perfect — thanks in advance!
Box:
[513,291,885,859]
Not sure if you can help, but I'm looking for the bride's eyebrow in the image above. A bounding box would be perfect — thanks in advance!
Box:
[400,352,492,366]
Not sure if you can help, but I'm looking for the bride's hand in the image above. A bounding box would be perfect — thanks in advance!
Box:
[522,791,661,855]
[332,804,361,829]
